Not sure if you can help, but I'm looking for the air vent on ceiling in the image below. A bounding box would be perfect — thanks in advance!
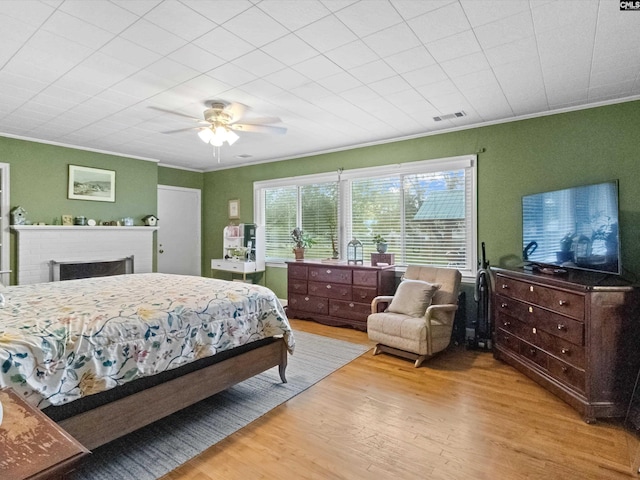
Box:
[433,111,466,122]
[235,154,253,159]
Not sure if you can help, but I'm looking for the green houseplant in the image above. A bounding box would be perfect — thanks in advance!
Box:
[291,227,315,260]
[372,234,388,253]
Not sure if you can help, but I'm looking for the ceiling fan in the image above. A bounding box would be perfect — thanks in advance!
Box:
[151,101,287,151]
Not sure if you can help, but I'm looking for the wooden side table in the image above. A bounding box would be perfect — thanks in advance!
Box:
[0,388,89,480]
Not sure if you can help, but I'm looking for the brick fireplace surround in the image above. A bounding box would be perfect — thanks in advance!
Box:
[12,225,157,285]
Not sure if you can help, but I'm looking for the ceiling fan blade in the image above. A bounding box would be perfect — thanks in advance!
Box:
[161,127,202,134]
[225,102,249,123]
[231,124,287,135]
[232,116,282,126]
[149,106,204,122]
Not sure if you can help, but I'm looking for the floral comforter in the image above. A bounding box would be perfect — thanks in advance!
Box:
[0,273,294,409]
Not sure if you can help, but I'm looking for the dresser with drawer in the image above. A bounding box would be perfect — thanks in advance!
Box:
[286,261,395,331]
[492,267,639,422]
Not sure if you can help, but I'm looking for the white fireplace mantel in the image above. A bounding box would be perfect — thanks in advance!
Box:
[12,225,158,285]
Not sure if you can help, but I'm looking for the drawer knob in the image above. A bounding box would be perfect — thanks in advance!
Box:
[326,284,332,289]
[561,347,570,354]
[501,303,507,308]
[304,296,309,301]
[561,366,568,373]
[501,284,509,289]
[326,269,332,274]
[557,324,566,331]
[349,303,354,307]
[503,321,511,327]
[529,348,536,355]
[558,300,567,306]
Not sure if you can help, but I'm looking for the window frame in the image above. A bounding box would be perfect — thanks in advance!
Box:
[254,155,478,280]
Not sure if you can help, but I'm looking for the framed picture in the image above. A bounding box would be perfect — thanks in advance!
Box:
[61,214,73,226]
[228,199,240,219]
[68,165,115,202]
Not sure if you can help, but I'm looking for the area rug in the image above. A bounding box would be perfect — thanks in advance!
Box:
[69,330,370,480]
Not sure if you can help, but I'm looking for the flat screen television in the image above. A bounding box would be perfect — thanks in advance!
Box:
[522,180,621,275]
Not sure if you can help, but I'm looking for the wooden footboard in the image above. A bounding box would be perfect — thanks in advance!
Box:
[59,338,288,450]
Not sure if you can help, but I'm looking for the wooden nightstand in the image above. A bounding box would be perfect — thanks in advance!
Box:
[0,388,89,480]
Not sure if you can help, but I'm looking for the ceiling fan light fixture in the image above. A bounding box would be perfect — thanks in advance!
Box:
[210,135,224,147]
[226,129,239,145]
[198,128,213,143]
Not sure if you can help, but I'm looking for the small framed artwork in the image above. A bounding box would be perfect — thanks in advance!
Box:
[68,165,115,202]
[61,214,73,226]
[228,199,240,219]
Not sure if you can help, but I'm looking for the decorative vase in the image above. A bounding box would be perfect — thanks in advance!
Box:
[293,247,305,260]
[376,242,388,254]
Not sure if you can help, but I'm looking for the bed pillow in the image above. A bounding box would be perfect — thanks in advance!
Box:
[387,280,441,317]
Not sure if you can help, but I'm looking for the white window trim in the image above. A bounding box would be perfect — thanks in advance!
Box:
[0,163,9,286]
[254,155,478,280]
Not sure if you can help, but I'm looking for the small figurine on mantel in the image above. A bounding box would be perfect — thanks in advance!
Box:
[10,206,27,225]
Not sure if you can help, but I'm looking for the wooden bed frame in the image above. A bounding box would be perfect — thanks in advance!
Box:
[57,338,288,450]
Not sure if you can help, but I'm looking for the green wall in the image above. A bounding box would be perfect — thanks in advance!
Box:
[0,137,158,284]
[158,165,203,190]
[203,100,640,296]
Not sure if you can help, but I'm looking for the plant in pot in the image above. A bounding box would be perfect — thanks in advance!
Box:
[372,234,388,253]
[291,227,315,260]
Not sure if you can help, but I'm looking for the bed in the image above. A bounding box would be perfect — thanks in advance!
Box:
[0,273,294,449]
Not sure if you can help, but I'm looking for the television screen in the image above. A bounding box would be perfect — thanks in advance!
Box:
[522,180,620,275]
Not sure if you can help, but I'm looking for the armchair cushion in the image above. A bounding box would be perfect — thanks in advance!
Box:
[387,280,440,317]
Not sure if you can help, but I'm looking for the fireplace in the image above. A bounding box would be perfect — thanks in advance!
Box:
[49,256,134,282]
[12,225,156,285]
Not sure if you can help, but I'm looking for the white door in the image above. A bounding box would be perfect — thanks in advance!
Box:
[157,185,201,275]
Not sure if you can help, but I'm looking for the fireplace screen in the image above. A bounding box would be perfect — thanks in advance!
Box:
[49,256,134,282]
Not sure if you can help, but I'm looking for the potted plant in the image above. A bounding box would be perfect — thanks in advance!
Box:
[291,227,315,260]
[372,234,388,253]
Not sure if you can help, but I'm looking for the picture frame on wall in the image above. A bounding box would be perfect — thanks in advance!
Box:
[68,165,115,202]
[228,199,240,219]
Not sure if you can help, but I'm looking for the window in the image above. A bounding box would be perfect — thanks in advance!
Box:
[254,155,477,278]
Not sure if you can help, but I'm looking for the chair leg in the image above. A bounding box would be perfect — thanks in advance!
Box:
[373,344,383,356]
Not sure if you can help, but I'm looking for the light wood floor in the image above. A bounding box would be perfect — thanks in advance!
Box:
[162,319,640,480]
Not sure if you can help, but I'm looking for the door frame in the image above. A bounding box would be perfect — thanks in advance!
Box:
[157,185,202,275]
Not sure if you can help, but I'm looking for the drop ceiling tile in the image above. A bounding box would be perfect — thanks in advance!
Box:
[0,0,56,27]
[41,10,114,49]
[537,28,593,69]
[110,70,175,99]
[453,69,500,91]
[0,13,41,44]
[363,23,422,58]
[531,0,599,33]
[58,0,139,34]
[290,82,333,103]
[427,30,481,63]
[402,64,449,88]
[349,59,396,84]
[296,15,358,52]
[460,0,530,27]
[143,1,216,41]
[473,10,535,50]
[334,1,403,37]
[440,52,490,78]
[110,0,162,16]
[293,55,343,80]
[223,7,289,47]
[262,34,319,66]
[392,0,456,21]
[180,0,253,25]
[484,35,539,68]
[325,40,378,70]
[416,79,459,99]
[121,19,188,56]
[145,58,199,86]
[208,63,257,87]
[182,75,233,98]
[340,85,379,104]
[167,44,226,73]
[408,2,470,44]
[265,68,311,90]
[0,36,23,66]
[316,72,362,93]
[257,0,331,30]
[547,88,588,108]
[384,46,436,75]
[193,27,255,62]
[238,78,285,99]
[99,37,162,69]
[368,75,412,96]
[234,50,286,77]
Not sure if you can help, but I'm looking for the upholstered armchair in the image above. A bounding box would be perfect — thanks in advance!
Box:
[367,265,462,367]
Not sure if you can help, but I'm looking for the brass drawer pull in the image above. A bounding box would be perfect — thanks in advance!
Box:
[557,324,566,331]
[529,348,536,355]
[304,296,310,301]
[559,300,567,306]
[501,284,509,289]
[503,321,511,327]
[326,284,332,289]
[561,348,570,354]
[501,303,508,308]
[326,269,332,274]
[349,303,354,308]
[561,366,568,373]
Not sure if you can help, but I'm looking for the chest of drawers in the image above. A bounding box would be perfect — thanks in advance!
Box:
[286,261,395,331]
[492,267,639,422]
